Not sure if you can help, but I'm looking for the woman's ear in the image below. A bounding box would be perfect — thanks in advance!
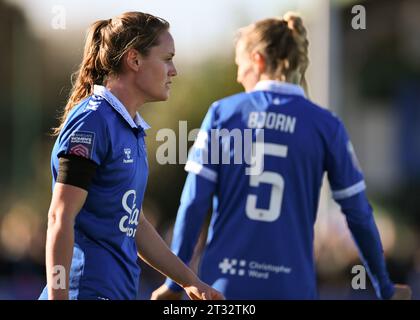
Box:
[251,51,266,75]
[124,48,141,72]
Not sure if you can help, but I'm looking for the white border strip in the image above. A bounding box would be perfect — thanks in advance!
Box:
[185,160,218,183]
[332,180,366,200]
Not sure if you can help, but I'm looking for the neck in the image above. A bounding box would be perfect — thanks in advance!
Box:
[105,75,145,119]
[259,72,301,85]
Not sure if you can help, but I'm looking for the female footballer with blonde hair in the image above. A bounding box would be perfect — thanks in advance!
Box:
[153,12,411,300]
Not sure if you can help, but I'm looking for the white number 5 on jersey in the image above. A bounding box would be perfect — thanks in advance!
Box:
[246,142,288,222]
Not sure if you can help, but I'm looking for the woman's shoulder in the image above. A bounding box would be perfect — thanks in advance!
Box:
[213,91,249,108]
[298,98,341,123]
[70,94,114,123]
[59,95,114,139]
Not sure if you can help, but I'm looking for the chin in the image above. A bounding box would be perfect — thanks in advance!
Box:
[160,93,170,101]
[150,92,169,102]
[162,90,171,101]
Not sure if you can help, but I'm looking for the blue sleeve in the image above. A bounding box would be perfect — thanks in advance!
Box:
[57,110,109,166]
[326,119,366,200]
[337,193,395,299]
[165,105,219,292]
[326,119,394,299]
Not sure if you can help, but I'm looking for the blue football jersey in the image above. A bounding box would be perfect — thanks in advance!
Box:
[39,85,150,300]
[165,80,394,299]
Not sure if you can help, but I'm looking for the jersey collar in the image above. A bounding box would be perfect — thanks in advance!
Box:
[93,85,151,131]
[253,80,305,97]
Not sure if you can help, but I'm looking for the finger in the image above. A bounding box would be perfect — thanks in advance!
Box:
[404,288,412,300]
[218,292,226,300]
[209,289,224,300]
[210,290,218,300]
[215,292,225,300]
[187,289,201,300]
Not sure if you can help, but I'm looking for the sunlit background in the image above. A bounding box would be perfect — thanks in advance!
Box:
[0,0,419,299]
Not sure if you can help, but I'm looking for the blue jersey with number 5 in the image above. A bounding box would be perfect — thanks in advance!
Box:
[165,80,394,299]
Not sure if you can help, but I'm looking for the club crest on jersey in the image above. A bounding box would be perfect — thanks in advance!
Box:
[67,131,95,159]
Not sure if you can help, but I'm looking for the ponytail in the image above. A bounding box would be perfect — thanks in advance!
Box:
[236,12,310,96]
[52,19,109,135]
[283,12,309,96]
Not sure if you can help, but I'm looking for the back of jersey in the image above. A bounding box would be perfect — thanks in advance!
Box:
[187,81,361,299]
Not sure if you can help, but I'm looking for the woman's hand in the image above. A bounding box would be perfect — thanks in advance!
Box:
[182,278,225,300]
[391,284,412,300]
[151,281,225,301]
[151,284,183,300]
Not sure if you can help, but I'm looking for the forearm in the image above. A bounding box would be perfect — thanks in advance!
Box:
[347,215,394,298]
[163,173,214,291]
[136,216,198,288]
[46,219,74,300]
[339,193,395,299]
